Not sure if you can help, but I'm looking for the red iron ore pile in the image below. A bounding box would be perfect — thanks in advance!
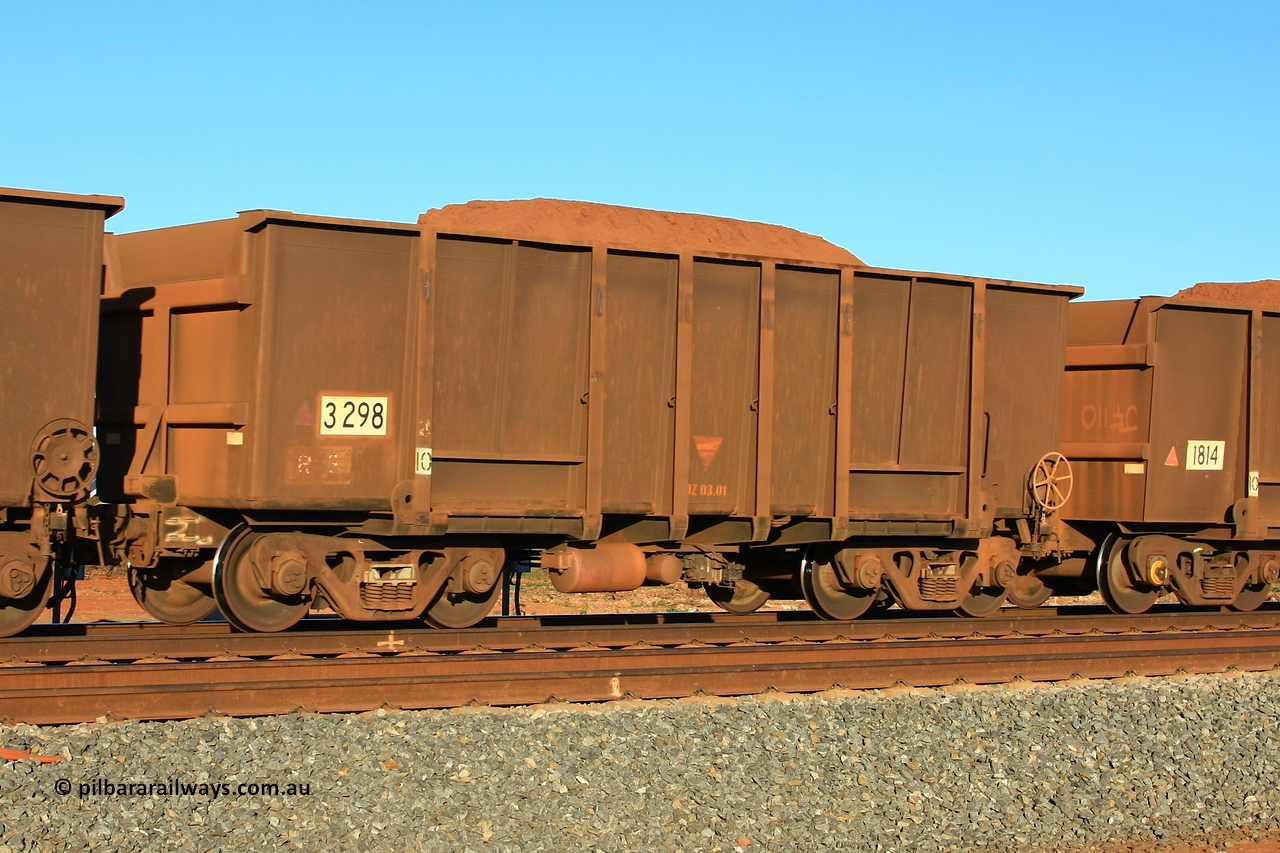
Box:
[422,198,862,265]
[1174,279,1280,310]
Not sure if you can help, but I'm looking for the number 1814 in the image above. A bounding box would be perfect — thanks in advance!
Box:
[1185,440,1224,471]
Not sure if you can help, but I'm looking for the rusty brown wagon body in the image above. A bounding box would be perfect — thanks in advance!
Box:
[1054,297,1280,612]
[100,202,1080,629]
[0,186,122,636]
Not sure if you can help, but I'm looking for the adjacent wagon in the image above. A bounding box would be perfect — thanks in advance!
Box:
[1053,297,1280,612]
[0,186,122,635]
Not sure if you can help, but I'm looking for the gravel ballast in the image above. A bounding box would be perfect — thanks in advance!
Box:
[3,671,1279,852]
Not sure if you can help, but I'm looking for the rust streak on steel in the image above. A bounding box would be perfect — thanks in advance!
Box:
[3,617,1280,724]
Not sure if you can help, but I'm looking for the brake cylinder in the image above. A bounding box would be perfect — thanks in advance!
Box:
[541,544,647,593]
[644,553,683,586]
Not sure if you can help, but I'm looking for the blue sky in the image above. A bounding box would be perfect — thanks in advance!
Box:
[3,1,1276,299]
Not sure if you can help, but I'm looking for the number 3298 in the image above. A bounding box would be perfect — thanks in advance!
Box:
[320,396,388,436]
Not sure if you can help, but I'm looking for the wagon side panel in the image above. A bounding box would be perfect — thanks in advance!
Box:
[1060,299,1152,522]
[1257,313,1280,524]
[430,236,591,515]
[685,259,760,518]
[253,223,419,508]
[599,252,678,516]
[102,218,252,505]
[770,266,838,518]
[1144,306,1248,523]
[0,195,115,506]
[847,272,971,520]
[983,285,1074,518]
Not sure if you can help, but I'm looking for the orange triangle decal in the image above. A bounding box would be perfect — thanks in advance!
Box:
[296,401,313,426]
[1164,445,1179,466]
[694,435,723,471]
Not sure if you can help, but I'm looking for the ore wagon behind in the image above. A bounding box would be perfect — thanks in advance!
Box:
[1056,297,1280,612]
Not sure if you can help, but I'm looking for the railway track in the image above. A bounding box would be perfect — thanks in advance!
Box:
[4,605,1280,725]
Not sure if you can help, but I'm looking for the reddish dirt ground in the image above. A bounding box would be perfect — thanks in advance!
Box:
[1110,836,1280,853]
[64,568,148,623]
[422,198,861,265]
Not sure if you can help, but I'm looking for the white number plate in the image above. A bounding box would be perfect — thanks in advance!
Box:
[415,447,433,476]
[320,396,388,436]
[1185,440,1224,471]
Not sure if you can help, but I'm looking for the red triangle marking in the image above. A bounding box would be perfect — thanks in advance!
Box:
[1164,445,1179,467]
[693,435,723,471]
[295,401,313,426]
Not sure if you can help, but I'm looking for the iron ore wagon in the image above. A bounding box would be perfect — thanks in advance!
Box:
[97,200,1079,631]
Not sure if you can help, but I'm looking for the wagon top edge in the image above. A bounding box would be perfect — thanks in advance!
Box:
[1076,294,1280,316]
[0,186,124,217]
[236,208,420,236]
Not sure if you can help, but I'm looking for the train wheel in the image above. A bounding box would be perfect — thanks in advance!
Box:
[706,580,771,614]
[800,560,875,621]
[869,589,896,612]
[1096,536,1157,615]
[212,527,309,633]
[423,579,502,629]
[1230,584,1272,612]
[0,564,51,637]
[956,584,1008,618]
[129,558,217,625]
[1005,572,1053,609]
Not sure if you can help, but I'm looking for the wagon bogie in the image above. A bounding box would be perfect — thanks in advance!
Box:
[208,525,505,631]
[1096,533,1276,613]
[809,538,1022,617]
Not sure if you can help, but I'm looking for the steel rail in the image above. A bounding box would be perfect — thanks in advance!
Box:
[3,617,1280,725]
[5,606,1280,664]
